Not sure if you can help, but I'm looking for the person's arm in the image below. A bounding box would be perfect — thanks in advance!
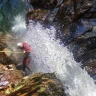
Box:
[23,50,26,53]
[21,47,26,53]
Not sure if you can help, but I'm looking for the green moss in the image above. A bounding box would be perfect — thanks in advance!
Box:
[39,87,46,93]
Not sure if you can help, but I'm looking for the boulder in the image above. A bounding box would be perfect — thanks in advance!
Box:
[0,64,23,96]
[5,73,66,96]
[26,9,49,25]
[55,0,95,24]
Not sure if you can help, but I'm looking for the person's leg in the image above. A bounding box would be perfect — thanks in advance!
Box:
[23,58,26,72]
[23,53,29,71]
[25,57,32,73]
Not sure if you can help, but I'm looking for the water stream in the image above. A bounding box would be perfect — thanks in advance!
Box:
[12,15,96,96]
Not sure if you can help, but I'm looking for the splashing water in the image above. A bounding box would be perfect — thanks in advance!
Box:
[21,22,96,96]
[12,16,96,96]
[11,15,26,37]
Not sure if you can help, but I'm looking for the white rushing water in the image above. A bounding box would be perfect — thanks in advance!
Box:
[11,15,26,37]
[12,16,96,96]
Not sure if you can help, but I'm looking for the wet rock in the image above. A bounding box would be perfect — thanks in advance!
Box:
[0,51,12,64]
[84,61,96,80]
[0,34,10,64]
[5,73,65,96]
[55,0,96,24]
[67,27,96,80]
[61,19,92,45]
[68,35,96,61]
[0,33,24,65]
[0,64,23,96]
[26,9,49,24]
[55,0,74,25]
[0,47,23,66]
[0,33,7,49]
[26,0,64,24]
[30,0,57,10]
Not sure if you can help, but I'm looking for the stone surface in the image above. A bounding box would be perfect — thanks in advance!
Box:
[5,73,65,96]
[30,0,57,10]
[0,64,23,96]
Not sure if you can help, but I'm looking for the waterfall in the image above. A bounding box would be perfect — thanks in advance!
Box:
[12,16,96,96]
[11,15,26,38]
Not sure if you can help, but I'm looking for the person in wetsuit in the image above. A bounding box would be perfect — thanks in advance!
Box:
[17,42,32,74]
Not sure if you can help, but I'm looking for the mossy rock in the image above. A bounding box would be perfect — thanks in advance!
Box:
[5,73,66,96]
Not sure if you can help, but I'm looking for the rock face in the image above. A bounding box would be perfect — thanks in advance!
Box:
[26,9,49,25]
[0,64,23,96]
[0,33,22,65]
[5,73,65,96]
[30,0,57,10]
[26,0,62,24]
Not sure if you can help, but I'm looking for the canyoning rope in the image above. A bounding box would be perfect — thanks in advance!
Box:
[0,51,24,54]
